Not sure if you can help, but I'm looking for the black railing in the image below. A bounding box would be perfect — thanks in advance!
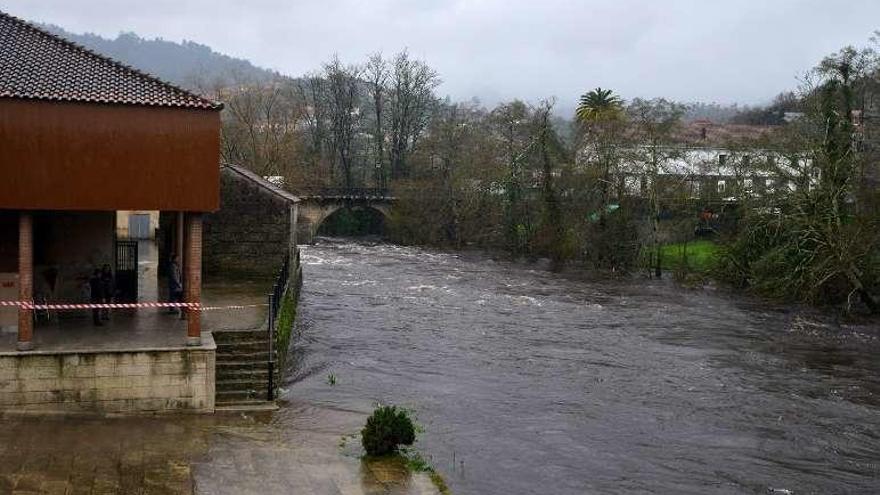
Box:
[300,187,390,198]
[266,252,290,401]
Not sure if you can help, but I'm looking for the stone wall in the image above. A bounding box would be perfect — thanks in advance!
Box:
[203,166,295,277]
[0,343,215,414]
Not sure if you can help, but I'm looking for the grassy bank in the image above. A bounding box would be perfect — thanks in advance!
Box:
[274,286,297,372]
[659,240,720,273]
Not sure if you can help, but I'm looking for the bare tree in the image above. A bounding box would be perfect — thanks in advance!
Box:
[388,51,440,180]
[626,98,686,277]
[490,100,538,254]
[292,73,333,186]
[324,56,364,189]
[365,53,389,189]
[218,73,298,177]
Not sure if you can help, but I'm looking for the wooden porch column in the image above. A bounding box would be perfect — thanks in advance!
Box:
[184,213,203,346]
[17,212,33,351]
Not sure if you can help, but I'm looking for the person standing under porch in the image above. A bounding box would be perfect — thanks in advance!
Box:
[99,263,114,320]
[168,254,184,319]
[88,269,103,326]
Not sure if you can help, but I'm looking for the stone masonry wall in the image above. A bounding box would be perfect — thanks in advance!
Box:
[203,168,293,277]
[0,346,215,413]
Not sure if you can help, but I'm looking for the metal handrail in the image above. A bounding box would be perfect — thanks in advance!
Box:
[266,252,290,401]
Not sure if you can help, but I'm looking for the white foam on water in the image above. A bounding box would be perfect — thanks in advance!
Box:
[407,285,438,291]
[340,280,377,287]
[508,295,543,306]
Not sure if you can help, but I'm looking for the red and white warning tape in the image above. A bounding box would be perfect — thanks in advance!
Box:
[196,304,269,312]
[0,301,267,311]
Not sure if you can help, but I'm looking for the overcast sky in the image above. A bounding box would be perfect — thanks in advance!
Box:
[5,0,880,110]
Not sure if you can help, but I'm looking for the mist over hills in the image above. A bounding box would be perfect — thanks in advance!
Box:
[40,24,279,89]
[38,24,759,123]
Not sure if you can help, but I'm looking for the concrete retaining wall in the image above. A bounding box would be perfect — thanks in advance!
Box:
[0,340,215,414]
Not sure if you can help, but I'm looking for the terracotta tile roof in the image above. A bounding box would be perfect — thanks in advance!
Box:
[0,11,221,110]
[675,122,775,146]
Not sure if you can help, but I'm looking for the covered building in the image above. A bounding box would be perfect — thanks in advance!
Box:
[0,12,222,412]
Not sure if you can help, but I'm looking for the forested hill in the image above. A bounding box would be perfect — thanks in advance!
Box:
[40,24,279,89]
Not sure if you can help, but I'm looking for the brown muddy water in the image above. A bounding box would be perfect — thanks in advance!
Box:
[285,238,880,494]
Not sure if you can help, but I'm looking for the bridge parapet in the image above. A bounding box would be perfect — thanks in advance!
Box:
[297,188,395,200]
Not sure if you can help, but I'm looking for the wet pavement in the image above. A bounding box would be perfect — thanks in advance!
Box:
[0,407,439,494]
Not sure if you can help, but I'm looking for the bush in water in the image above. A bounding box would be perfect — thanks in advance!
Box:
[361,405,416,456]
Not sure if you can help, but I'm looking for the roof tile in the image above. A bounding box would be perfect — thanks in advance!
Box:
[0,11,222,110]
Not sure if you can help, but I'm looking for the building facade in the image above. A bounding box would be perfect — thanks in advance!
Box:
[0,11,222,413]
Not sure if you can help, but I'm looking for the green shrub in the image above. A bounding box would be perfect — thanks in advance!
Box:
[361,405,416,456]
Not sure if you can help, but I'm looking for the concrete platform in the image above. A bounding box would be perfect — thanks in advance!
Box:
[0,310,195,354]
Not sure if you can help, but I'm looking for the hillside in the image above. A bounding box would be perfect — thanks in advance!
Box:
[39,24,280,90]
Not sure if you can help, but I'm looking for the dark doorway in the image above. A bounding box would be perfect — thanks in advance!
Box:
[317,207,386,237]
[115,240,138,303]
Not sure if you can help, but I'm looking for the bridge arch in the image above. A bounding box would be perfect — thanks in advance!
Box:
[297,196,393,244]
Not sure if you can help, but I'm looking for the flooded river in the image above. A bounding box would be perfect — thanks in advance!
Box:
[285,238,880,494]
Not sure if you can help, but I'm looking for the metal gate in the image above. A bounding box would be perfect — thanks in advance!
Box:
[128,213,151,239]
[115,240,138,303]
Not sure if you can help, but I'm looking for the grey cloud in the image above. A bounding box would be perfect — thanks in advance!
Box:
[5,0,880,112]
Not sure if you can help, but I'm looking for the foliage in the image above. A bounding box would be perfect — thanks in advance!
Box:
[214,75,299,179]
[211,50,438,191]
[626,98,687,277]
[399,448,452,495]
[274,282,298,373]
[716,44,880,312]
[581,200,646,272]
[324,56,364,189]
[576,87,623,123]
[215,32,880,312]
[660,240,719,273]
[361,405,417,456]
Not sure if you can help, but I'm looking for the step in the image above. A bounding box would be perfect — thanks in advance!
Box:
[216,378,269,392]
[215,402,278,413]
[216,368,270,381]
[216,389,269,402]
[216,340,269,353]
[212,330,269,344]
[216,361,273,372]
[216,351,271,363]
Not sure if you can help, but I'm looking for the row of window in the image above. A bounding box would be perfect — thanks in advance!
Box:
[622,176,795,197]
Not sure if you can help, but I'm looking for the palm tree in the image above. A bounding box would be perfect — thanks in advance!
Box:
[575,87,623,124]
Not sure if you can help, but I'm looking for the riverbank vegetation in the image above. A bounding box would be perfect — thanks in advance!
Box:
[213,40,880,314]
[355,405,450,493]
[361,405,416,456]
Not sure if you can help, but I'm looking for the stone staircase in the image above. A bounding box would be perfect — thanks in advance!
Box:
[213,328,277,411]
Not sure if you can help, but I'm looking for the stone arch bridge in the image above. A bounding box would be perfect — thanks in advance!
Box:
[295,188,395,244]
